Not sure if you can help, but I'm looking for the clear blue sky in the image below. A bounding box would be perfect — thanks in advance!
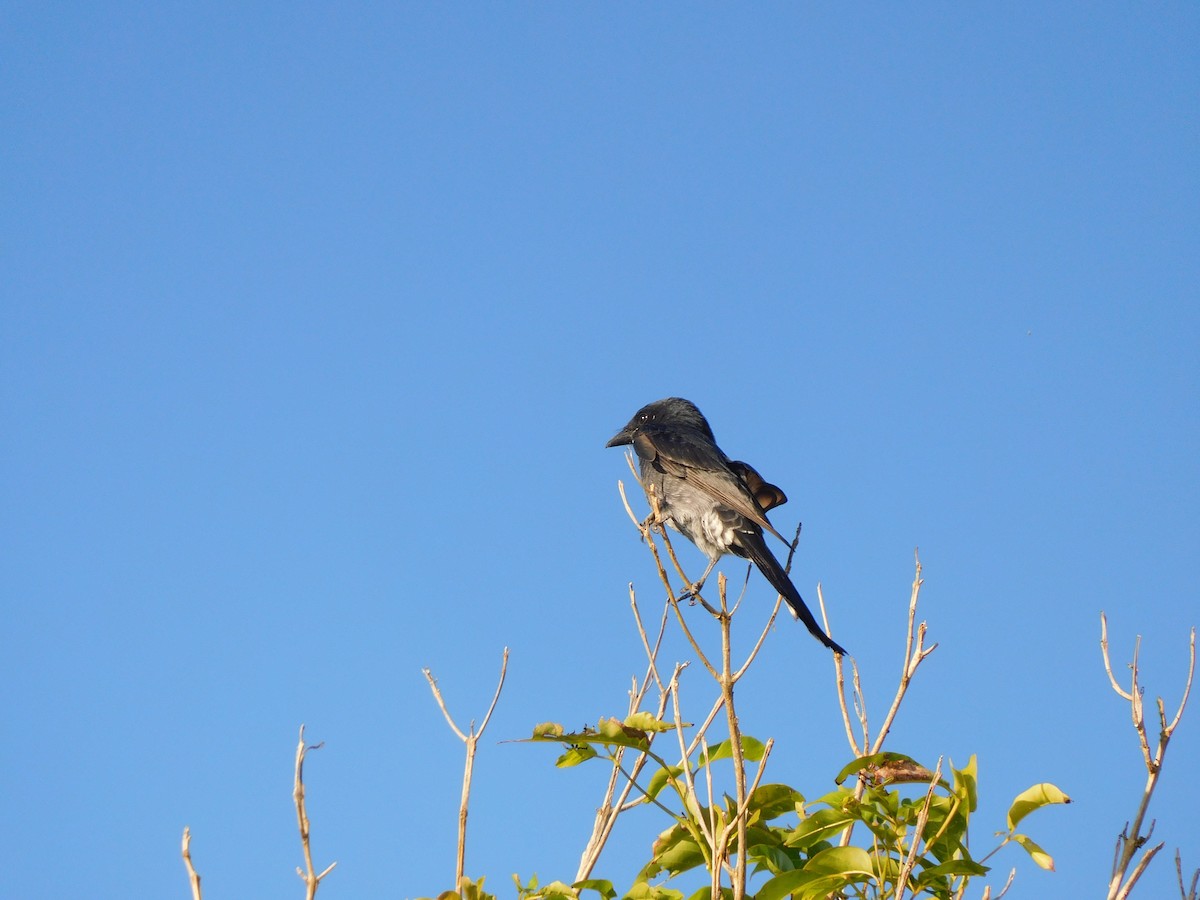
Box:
[3,4,1197,898]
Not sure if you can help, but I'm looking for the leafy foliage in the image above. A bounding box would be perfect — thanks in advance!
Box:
[520,716,1068,899]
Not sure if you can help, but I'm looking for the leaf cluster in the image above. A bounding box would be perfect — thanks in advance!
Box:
[513,716,1068,900]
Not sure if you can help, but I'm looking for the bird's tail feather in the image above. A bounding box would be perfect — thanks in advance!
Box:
[741,536,847,656]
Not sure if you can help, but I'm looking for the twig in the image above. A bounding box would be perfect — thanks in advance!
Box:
[575,593,673,881]
[986,868,1017,900]
[293,725,337,900]
[832,601,862,756]
[895,758,944,900]
[1177,849,1199,900]
[181,827,203,900]
[714,575,752,900]
[871,553,937,754]
[423,648,510,895]
[1101,615,1196,900]
[837,552,936,849]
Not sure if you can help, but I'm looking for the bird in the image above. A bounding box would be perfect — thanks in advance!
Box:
[606,397,846,655]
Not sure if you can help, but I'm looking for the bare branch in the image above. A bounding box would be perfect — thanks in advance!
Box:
[576,595,675,881]
[895,757,945,900]
[1115,842,1166,900]
[1176,849,1199,900]
[1164,627,1196,735]
[477,648,510,736]
[293,725,336,900]
[871,552,936,755]
[423,649,510,894]
[1100,613,1135,701]
[181,827,203,900]
[830,583,863,757]
[1103,619,1196,900]
[423,669,469,742]
[991,868,1017,900]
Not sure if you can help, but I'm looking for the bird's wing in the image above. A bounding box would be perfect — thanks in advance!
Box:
[728,460,788,512]
[634,427,786,541]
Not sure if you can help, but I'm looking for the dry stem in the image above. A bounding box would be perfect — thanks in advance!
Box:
[181,826,203,900]
[423,648,509,895]
[834,550,936,760]
[293,725,337,900]
[836,551,937,850]
[894,757,945,900]
[1177,849,1199,900]
[574,594,673,881]
[1101,615,1196,900]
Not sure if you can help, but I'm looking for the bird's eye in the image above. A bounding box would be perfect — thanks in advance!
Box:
[639,413,649,423]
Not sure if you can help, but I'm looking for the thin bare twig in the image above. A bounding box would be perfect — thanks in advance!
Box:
[713,575,752,900]
[829,580,863,757]
[294,725,337,900]
[669,664,717,865]
[1177,849,1199,900]
[895,758,945,900]
[181,826,203,900]
[984,868,1017,900]
[423,648,510,895]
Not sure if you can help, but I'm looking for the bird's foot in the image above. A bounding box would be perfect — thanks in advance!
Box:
[640,512,669,532]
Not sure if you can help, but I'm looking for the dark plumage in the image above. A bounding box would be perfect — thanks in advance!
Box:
[606,397,846,656]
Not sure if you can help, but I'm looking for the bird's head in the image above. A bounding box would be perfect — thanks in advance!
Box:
[605,397,714,447]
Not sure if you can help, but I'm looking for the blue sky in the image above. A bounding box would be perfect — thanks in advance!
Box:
[2,4,1197,898]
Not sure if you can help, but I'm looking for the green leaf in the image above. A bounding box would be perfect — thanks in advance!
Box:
[461,876,496,900]
[1012,833,1056,871]
[532,722,564,738]
[643,764,686,803]
[778,848,876,900]
[739,847,877,900]
[588,717,653,750]
[747,842,799,876]
[746,783,805,821]
[951,755,978,813]
[784,807,854,848]
[648,823,708,877]
[514,873,538,894]
[756,869,821,900]
[596,717,630,741]
[555,746,598,767]
[1006,783,1071,830]
[759,853,875,900]
[572,880,615,900]
[624,883,684,900]
[535,881,578,900]
[624,711,677,733]
[803,845,874,876]
[803,875,868,900]
[916,859,989,879]
[699,736,766,765]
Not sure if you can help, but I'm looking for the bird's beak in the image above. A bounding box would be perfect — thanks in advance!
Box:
[605,426,633,448]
